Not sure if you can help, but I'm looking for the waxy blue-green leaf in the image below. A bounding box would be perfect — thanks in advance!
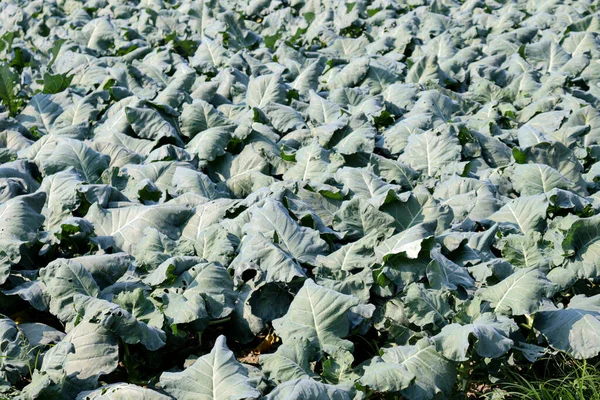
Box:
[535,295,600,359]
[244,199,328,265]
[432,313,517,361]
[260,339,319,384]
[361,339,456,400]
[7,0,600,396]
[484,194,548,234]
[511,163,574,196]
[399,128,463,178]
[180,99,230,139]
[246,74,287,108]
[478,268,555,316]
[375,221,437,261]
[561,213,600,279]
[272,279,360,354]
[283,139,345,183]
[63,321,119,380]
[72,294,166,350]
[39,259,101,323]
[333,197,396,240]
[76,383,171,400]
[86,203,193,253]
[158,335,260,400]
[231,232,306,284]
[404,283,454,328]
[426,247,475,291]
[265,378,354,400]
[0,192,45,283]
[0,316,32,386]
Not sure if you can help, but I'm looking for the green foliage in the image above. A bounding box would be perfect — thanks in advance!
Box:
[41,72,73,94]
[1,0,600,399]
[490,356,600,400]
[0,63,22,116]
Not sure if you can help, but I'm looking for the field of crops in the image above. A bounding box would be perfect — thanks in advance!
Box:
[2,0,600,398]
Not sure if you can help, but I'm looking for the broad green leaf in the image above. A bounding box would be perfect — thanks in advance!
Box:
[511,163,574,196]
[122,161,193,197]
[291,59,325,95]
[329,58,370,90]
[221,10,260,50]
[334,167,395,200]
[399,129,463,177]
[485,194,548,233]
[209,144,276,197]
[0,192,45,281]
[38,169,84,230]
[272,279,360,354]
[432,313,517,361]
[478,268,555,316]
[133,227,179,270]
[562,213,600,279]
[171,167,229,200]
[328,113,376,155]
[535,295,600,359]
[0,316,32,385]
[316,268,374,303]
[524,39,570,74]
[71,253,133,290]
[361,339,456,400]
[375,221,436,261]
[157,287,209,326]
[191,225,238,265]
[78,17,115,53]
[368,154,419,190]
[265,378,353,400]
[260,339,319,384]
[0,63,22,116]
[76,383,171,400]
[321,348,360,384]
[333,197,396,240]
[18,341,77,400]
[246,74,286,108]
[181,199,239,243]
[308,91,343,125]
[406,55,450,87]
[231,232,306,284]
[404,283,453,328]
[186,125,234,161]
[180,100,230,139]
[263,103,307,133]
[125,106,181,144]
[244,199,328,265]
[18,323,65,347]
[41,138,109,183]
[86,203,193,253]
[72,294,166,350]
[163,261,236,320]
[64,321,119,379]
[500,232,551,271]
[112,288,163,329]
[283,139,345,183]
[316,232,382,272]
[426,247,475,291]
[191,38,228,73]
[158,335,259,400]
[39,259,101,323]
[17,92,73,136]
[380,192,451,234]
[42,73,73,94]
[513,142,587,195]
